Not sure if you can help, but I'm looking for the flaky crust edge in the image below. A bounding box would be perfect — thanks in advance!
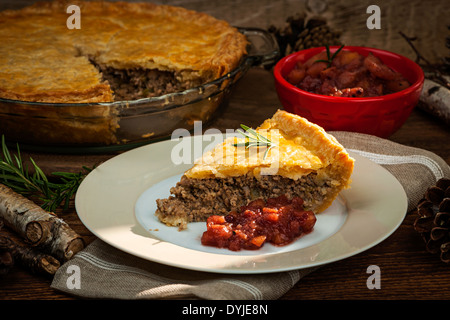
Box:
[260,109,355,212]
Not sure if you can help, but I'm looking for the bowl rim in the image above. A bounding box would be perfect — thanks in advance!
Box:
[273,45,425,102]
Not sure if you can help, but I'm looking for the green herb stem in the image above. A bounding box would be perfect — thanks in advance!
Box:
[314,44,345,68]
[0,135,93,212]
[232,124,277,159]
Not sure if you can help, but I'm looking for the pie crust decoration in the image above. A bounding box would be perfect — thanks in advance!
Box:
[156,110,355,230]
[0,1,248,103]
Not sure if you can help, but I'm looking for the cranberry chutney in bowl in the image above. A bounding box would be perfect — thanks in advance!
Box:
[273,46,424,138]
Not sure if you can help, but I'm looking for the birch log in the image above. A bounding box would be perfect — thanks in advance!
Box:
[0,183,84,262]
[0,235,60,275]
[419,79,450,125]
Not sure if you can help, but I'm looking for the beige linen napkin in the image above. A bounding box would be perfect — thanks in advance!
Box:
[51,132,450,300]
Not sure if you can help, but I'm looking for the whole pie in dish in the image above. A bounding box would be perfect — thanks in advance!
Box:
[156,110,355,230]
[0,1,248,103]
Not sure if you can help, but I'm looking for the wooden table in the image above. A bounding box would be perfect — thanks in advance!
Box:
[0,67,449,300]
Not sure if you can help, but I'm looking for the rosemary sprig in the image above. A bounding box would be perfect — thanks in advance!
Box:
[0,135,93,212]
[232,124,277,159]
[314,44,345,68]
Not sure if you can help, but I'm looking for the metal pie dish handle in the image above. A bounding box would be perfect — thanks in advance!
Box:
[238,27,280,67]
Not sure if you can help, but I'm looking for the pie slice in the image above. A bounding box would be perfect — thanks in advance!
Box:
[156,110,354,230]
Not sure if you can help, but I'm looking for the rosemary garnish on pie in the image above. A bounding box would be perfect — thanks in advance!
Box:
[232,124,277,159]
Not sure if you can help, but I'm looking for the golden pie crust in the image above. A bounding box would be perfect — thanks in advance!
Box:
[185,110,355,213]
[0,1,248,103]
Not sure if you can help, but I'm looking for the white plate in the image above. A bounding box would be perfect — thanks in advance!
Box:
[75,134,407,274]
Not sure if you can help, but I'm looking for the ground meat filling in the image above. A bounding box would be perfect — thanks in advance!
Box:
[155,173,333,230]
[92,62,200,101]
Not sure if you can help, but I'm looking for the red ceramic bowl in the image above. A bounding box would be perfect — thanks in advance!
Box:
[273,46,424,138]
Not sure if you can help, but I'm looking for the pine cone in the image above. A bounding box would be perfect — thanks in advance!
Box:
[268,13,342,58]
[414,178,450,264]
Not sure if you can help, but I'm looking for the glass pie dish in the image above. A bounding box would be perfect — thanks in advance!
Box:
[0,28,278,153]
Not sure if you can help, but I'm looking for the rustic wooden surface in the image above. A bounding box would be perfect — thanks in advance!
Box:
[0,67,449,300]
